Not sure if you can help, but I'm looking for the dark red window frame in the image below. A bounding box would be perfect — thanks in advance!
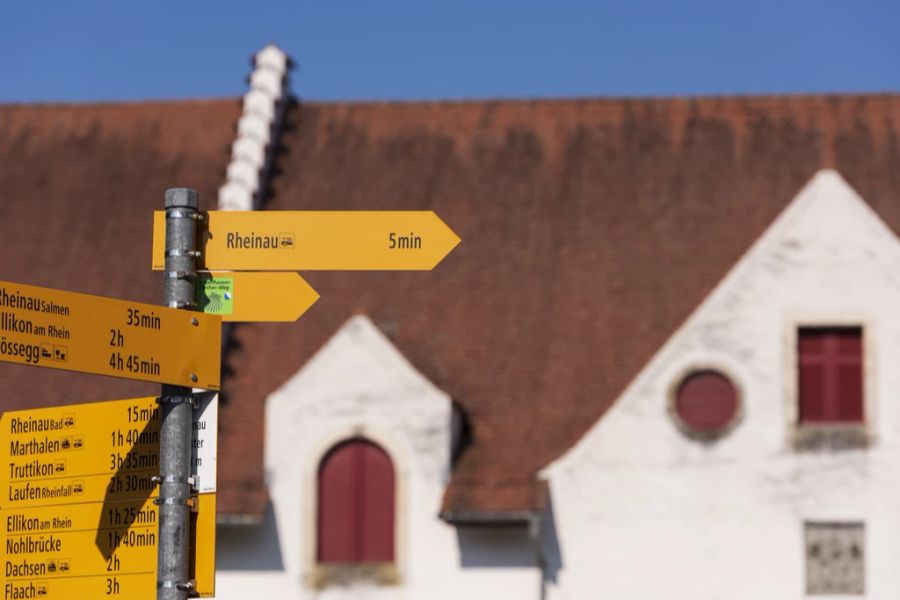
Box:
[798,327,864,424]
[674,370,739,434]
[317,438,395,563]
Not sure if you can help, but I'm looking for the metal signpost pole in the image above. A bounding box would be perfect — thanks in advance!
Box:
[158,188,200,600]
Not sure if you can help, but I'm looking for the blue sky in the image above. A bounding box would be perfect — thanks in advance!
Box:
[3,1,899,103]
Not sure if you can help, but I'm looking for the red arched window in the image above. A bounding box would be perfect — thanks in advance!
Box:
[317,438,395,563]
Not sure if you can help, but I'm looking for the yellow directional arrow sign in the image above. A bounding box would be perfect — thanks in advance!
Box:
[152,210,461,271]
[196,272,319,322]
[0,280,220,389]
[2,501,157,580]
[1,397,161,508]
[0,398,217,598]
[0,497,216,599]
[2,567,155,600]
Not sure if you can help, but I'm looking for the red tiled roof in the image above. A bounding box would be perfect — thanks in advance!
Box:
[0,99,256,513]
[252,94,900,516]
[4,94,900,518]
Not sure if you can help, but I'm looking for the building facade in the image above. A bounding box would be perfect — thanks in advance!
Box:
[545,171,900,598]
[3,46,900,599]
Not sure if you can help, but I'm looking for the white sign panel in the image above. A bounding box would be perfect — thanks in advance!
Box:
[191,392,217,494]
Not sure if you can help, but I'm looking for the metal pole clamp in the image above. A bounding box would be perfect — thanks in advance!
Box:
[154,497,197,509]
[156,395,199,408]
[165,208,197,220]
[158,579,196,594]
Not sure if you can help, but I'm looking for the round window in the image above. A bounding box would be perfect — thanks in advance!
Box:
[673,370,739,437]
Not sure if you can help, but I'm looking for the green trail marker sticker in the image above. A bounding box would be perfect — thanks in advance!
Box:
[197,276,234,315]
[194,272,319,322]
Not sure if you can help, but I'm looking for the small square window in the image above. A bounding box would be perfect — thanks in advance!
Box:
[798,327,863,424]
[805,522,864,595]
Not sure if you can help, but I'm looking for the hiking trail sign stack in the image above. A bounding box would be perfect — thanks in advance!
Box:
[0,396,217,600]
[0,191,460,600]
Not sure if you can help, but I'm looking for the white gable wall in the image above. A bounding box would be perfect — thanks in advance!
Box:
[217,315,540,599]
[543,170,900,598]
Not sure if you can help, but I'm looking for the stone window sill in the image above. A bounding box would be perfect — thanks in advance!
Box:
[792,423,870,451]
[310,562,399,589]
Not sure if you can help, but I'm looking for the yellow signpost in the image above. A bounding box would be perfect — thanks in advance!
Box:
[3,571,156,600]
[1,397,161,509]
[0,280,221,390]
[2,501,158,591]
[189,494,216,595]
[196,272,319,322]
[152,210,461,271]
[0,194,463,599]
[0,398,216,599]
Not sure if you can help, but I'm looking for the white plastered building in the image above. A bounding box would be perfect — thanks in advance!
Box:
[543,171,900,599]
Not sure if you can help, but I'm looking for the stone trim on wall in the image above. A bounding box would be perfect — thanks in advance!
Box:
[804,521,865,595]
[665,361,745,442]
[783,313,876,451]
